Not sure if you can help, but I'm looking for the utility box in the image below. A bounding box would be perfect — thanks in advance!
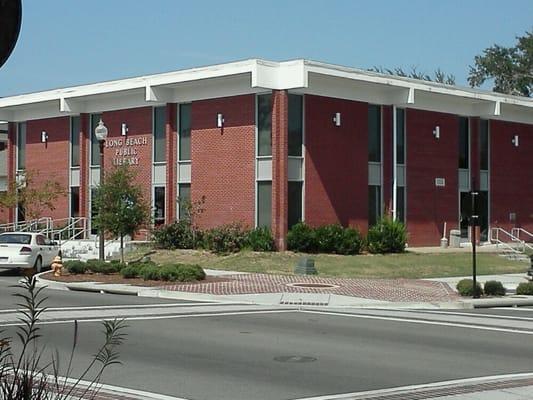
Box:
[449,230,461,248]
[294,257,317,275]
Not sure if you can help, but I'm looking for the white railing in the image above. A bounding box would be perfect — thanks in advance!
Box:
[512,227,533,244]
[490,227,533,253]
[49,217,89,245]
[0,217,53,234]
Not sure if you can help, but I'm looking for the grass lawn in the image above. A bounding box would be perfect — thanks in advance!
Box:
[127,246,529,279]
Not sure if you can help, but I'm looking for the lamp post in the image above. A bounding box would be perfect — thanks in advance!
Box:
[94,119,108,261]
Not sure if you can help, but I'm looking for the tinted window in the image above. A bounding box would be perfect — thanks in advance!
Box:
[71,116,80,167]
[17,122,26,170]
[479,119,489,171]
[36,235,46,245]
[90,113,102,166]
[154,186,165,226]
[257,94,272,156]
[179,104,191,161]
[0,234,31,244]
[288,94,303,156]
[396,108,405,165]
[288,181,303,228]
[459,117,469,169]
[257,181,272,228]
[178,183,191,220]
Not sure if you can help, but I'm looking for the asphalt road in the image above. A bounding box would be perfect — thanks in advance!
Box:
[1,272,533,400]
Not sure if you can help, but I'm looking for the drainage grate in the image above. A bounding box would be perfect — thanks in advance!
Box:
[273,355,317,363]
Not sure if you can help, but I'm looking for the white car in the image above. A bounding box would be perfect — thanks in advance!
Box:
[0,232,59,273]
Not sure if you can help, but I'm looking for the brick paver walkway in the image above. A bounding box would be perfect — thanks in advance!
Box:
[162,273,459,302]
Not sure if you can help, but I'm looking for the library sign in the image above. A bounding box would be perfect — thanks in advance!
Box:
[105,136,148,166]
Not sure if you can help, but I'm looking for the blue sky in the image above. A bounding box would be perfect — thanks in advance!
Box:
[0,0,532,96]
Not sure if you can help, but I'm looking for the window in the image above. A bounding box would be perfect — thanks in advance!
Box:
[70,187,80,218]
[179,104,191,161]
[368,185,381,227]
[90,188,98,234]
[90,113,102,166]
[257,181,272,228]
[0,142,5,151]
[397,186,405,224]
[459,117,469,169]
[154,186,165,226]
[396,108,405,165]
[257,94,272,156]
[178,183,191,220]
[153,107,166,163]
[368,105,381,162]
[479,119,489,171]
[288,94,303,157]
[70,116,80,167]
[17,122,26,170]
[288,181,303,229]
[36,235,46,246]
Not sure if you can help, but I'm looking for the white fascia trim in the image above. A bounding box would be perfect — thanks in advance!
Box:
[252,59,308,90]
[303,60,533,109]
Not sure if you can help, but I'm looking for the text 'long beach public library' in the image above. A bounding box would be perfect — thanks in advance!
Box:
[0,59,532,249]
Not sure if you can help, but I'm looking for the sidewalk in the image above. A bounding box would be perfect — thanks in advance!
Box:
[37,270,533,309]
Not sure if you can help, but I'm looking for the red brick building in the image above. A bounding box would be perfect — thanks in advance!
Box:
[0,59,532,248]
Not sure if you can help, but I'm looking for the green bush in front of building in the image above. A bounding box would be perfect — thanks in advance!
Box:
[287,223,364,255]
[202,222,249,254]
[516,281,533,295]
[367,217,407,254]
[456,278,484,297]
[153,220,195,250]
[483,280,506,296]
[245,226,275,252]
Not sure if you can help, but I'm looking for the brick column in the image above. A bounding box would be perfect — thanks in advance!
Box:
[7,122,16,223]
[165,103,177,223]
[470,117,480,191]
[272,90,289,251]
[79,113,89,220]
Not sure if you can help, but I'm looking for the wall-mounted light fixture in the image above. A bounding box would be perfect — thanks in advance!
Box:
[333,112,341,127]
[216,113,224,128]
[432,126,440,139]
[121,123,128,136]
[512,134,519,147]
[41,131,48,143]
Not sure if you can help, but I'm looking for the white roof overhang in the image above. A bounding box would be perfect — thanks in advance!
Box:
[0,58,531,124]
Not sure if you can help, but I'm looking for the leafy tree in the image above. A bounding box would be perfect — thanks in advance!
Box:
[92,165,150,262]
[0,170,64,221]
[369,66,456,85]
[468,31,532,97]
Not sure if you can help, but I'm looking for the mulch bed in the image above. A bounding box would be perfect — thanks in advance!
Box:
[41,271,232,287]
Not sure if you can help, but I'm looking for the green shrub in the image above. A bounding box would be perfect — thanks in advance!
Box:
[64,260,87,274]
[315,224,345,253]
[203,222,248,253]
[367,217,407,254]
[483,280,506,296]
[158,264,180,282]
[287,222,317,253]
[516,281,533,295]
[176,264,206,282]
[456,279,484,297]
[86,259,123,274]
[336,227,364,255]
[153,220,194,249]
[246,226,275,251]
[139,265,160,281]
[120,265,139,279]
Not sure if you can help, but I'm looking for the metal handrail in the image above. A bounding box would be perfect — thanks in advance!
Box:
[512,227,533,243]
[490,227,533,253]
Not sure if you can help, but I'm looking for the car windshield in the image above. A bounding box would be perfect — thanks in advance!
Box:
[0,234,32,245]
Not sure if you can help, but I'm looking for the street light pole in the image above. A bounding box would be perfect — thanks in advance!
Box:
[99,139,105,261]
[94,119,108,262]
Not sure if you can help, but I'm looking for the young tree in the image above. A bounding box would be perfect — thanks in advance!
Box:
[92,165,150,262]
[468,31,532,97]
[0,170,64,222]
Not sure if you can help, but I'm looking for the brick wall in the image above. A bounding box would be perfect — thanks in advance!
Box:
[304,95,369,231]
[26,117,70,220]
[490,120,533,233]
[191,94,255,229]
[100,107,153,213]
[406,109,459,246]
[382,105,393,216]
[165,103,177,223]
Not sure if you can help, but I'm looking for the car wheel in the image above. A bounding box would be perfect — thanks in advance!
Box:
[34,257,42,274]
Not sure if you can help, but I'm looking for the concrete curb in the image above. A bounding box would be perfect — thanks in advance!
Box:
[461,296,533,308]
